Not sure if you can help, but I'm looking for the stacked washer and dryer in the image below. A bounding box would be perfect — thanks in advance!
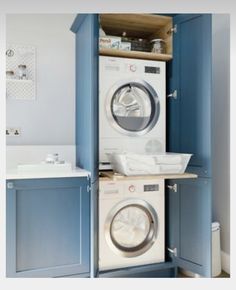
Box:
[99,56,166,271]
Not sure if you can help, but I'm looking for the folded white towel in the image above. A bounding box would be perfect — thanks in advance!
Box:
[126,154,156,166]
[153,155,182,165]
[160,164,182,173]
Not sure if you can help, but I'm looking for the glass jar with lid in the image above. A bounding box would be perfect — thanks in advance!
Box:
[150,39,166,54]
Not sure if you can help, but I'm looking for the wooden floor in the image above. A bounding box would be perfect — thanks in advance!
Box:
[178,271,230,278]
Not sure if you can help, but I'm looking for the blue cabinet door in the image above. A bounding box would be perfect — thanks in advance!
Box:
[167,14,212,177]
[6,178,90,277]
[166,178,212,277]
[71,14,99,183]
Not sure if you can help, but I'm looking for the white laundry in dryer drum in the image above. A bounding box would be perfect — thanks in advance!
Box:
[99,56,166,169]
[99,178,165,271]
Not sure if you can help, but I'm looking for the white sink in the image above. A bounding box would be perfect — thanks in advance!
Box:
[17,163,72,173]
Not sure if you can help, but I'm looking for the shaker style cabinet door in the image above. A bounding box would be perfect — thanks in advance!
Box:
[71,14,99,183]
[6,178,90,277]
[166,178,212,277]
[167,14,212,178]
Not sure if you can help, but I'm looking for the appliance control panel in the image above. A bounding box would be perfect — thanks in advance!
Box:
[144,184,159,192]
[125,182,161,194]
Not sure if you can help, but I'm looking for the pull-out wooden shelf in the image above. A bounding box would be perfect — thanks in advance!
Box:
[99,48,172,61]
[99,171,198,181]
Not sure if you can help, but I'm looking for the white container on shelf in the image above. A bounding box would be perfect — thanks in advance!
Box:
[107,152,192,176]
[99,36,121,49]
[119,42,131,51]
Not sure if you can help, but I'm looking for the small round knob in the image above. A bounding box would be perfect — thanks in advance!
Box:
[129,185,135,192]
[129,64,137,72]
[7,182,14,189]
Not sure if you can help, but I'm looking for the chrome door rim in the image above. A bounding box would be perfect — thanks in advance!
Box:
[105,79,160,136]
[104,199,158,258]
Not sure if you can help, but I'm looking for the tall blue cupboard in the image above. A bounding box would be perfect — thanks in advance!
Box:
[71,13,220,278]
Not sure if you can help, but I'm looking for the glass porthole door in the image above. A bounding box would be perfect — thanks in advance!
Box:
[105,200,158,257]
[106,80,160,136]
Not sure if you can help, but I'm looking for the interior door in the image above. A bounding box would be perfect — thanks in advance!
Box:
[166,178,212,277]
[167,14,212,178]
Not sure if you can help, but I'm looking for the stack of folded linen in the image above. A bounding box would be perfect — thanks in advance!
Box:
[107,152,192,176]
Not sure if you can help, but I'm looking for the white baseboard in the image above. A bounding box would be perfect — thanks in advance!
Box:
[221,251,230,274]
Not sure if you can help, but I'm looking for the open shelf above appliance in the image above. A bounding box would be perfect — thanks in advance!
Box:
[99,14,173,61]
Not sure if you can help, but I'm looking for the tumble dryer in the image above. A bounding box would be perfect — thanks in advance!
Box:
[99,56,166,169]
[99,178,165,271]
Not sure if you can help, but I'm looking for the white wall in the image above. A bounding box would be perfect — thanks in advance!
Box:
[212,14,230,270]
[6,14,76,145]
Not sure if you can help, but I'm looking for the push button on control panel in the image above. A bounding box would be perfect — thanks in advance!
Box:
[128,185,136,192]
[129,64,137,72]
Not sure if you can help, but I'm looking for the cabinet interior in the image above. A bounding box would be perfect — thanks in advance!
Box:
[99,14,173,61]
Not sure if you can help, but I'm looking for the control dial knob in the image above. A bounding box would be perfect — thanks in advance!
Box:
[129,64,137,72]
[128,185,135,192]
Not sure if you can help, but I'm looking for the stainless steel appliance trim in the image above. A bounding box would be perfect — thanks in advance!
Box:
[104,198,158,258]
[105,79,160,137]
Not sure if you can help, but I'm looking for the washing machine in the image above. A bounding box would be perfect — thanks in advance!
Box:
[99,56,166,169]
[99,177,165,271]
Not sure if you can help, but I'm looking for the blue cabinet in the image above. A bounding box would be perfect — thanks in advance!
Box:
[166,14,213,277]
[167,14,212,277]
[71,13,214,278]
[71,14,99,184]
[71,14,99,277]
[168,14,212,178]
[6,177,90,277]
[166,178,212,277]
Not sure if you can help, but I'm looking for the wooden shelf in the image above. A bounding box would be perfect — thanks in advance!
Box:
[100,14,172,39]
[99,171,198,181]
[100,13,173,56]
[99,48,172,61]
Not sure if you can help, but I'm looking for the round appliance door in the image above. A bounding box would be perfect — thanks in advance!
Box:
[106,79,160,136]
[105,199,158,257]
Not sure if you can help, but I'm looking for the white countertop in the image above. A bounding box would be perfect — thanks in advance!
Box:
[6,167,90,180]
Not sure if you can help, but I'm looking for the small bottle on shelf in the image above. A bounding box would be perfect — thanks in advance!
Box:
[6,70,15,79]
[18,64,27,80]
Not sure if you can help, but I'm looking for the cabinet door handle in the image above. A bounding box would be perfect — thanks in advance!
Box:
[167,247,178,257]
[167,184,177,192]
[167,89,177,99]
[7,182,14,189]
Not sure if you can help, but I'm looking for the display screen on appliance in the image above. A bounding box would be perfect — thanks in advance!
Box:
[145,66,160,74]
[144,184,159,191]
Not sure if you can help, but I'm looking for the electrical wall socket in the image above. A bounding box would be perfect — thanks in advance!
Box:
[6,127,21,137]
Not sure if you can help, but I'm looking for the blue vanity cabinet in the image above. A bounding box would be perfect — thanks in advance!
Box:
[6,177,90,278]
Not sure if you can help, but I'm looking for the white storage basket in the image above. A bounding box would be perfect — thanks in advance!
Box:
[107,152,192,176]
